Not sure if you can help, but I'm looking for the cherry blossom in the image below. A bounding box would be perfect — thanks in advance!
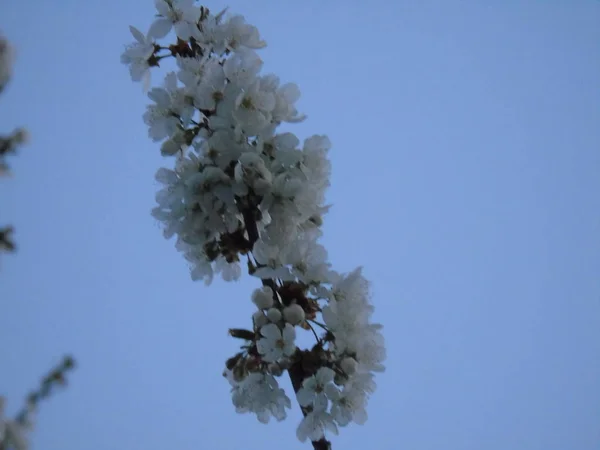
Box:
[123,4,386,447]
[121,26,156,91]
[296,367,339,408]
[256,323,296,363]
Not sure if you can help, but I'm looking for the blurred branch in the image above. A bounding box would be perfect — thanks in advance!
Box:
[0,226,15,252]
[0,128,28,176]
[15,355,77,426]
[0,34,13,95]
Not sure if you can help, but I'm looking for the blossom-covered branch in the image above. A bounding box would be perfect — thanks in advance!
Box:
[0,356,76,450]
[0,33,76,450]
[122,2,386,448]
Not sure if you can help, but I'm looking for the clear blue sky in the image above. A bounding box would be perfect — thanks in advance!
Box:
[1,1,599,449]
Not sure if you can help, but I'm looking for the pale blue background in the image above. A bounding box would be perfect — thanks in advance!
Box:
[1,1,599,449]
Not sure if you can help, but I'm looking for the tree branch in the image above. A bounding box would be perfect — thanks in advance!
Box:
[240,204,332,450]
[15,355,76,425]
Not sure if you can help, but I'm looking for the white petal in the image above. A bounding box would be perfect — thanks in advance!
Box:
[296,415,313,442]
[353,408,368,425]
[296,388,314,407]
[155,167,178,184]
[260,323,281,340]
[129,63,147,82]
[280,82,301,103]
[263,348,280,363]
[282,323,296,342]
[324,417,339,436]
[316,367,335,384]
[257,410,270,424]
[154,0,171,16]
[312,394,328,412]
[149,18,172,39]
[129,26,146,44]
[256,338,270,355]
[148,87,170,106]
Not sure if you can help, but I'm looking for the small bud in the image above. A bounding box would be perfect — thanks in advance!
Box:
[252,310,268,329]
[340,357,358,376]
[283,304,305,325]
[266,308,281,323]
[252,286,274,310]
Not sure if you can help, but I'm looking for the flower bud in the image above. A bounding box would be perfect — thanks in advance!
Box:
[252,310,268,328]
[251,286,274,309]
[266,307,282,323]
[283,304,305,325]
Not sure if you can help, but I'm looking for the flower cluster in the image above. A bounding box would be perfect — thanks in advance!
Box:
[123,1,385,446]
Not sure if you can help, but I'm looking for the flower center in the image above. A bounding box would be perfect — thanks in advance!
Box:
[241,96,254,110]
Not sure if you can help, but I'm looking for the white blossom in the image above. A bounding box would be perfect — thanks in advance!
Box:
[330,383,368,427]
[232,78,276,135]
[193,58,226,111]
[214,257,241,282]
[296,396,339,443]
[150,0,201,40]
[256,323,295,362]
[283,231,331,283]
[216,14,266,53]
[223,48,263,88]
[234,151,272,195]
[321,268,375,354]
[125,6,386,444]
[296,367,339,408]
[121,26,155,91]
[226,371,291,423]
[144,72,194,142]
[273,82,306,123]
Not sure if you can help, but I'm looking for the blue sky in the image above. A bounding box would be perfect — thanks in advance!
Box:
[1,1,599,449]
